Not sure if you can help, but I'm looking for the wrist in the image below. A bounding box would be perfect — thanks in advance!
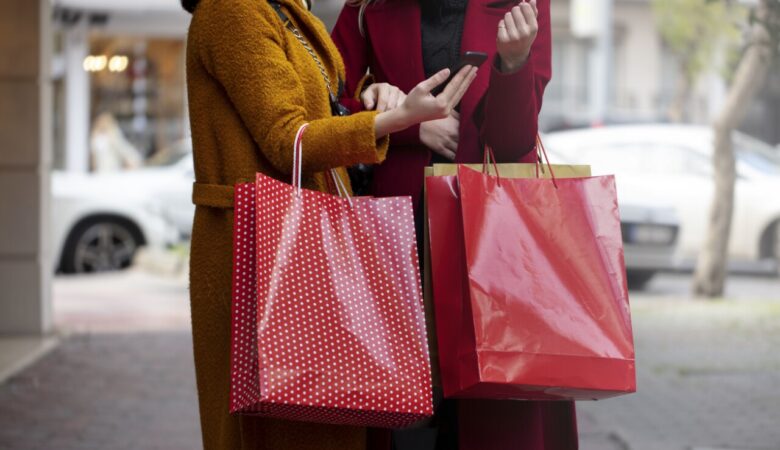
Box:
[499,53,528,74]
[388,107,413,132]
[375,108,412,138]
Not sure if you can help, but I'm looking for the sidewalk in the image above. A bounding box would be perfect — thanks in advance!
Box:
[578,298,780,450]
[0,332,201,449]
[0,271,779,449]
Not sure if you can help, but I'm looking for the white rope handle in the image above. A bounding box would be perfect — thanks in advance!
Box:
[329,169,353,207]
[292,123,309,195]
[291,123,353,206]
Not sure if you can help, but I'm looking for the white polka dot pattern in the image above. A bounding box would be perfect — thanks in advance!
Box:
[229,175,434,429]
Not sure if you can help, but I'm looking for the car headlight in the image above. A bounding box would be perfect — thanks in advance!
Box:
[622,223,678,246]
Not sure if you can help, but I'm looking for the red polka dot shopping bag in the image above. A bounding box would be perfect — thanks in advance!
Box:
[229,124,434,427]
[425,143,636,401]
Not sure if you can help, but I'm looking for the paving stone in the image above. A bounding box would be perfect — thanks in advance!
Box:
[0,333,201,449]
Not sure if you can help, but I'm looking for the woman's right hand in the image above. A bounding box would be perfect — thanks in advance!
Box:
[374,65,477,138]
[401,66,477,125]
[420,112,460,161]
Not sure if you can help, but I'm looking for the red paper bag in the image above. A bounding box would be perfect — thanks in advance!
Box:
[229,125,433,428]
[426,162,635,401]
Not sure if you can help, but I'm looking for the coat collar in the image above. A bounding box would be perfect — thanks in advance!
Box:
[363,0,503,103]
[362,0,425,93]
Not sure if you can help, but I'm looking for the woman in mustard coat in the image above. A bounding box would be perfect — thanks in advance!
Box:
[181,0,477,448]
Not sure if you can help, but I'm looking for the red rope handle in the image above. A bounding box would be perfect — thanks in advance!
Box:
[536,135,558,189]
[483,145,502,187]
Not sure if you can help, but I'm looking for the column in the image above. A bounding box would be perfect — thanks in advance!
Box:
[64,22,90,173]
[0,0,53,334]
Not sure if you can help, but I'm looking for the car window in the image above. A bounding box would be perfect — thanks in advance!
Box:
[646,144,712,177]
[552,141,713,177]
[734,133,780,176]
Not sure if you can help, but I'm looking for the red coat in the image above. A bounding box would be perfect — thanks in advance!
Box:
[332,0,551,208]
[333,1,579,449]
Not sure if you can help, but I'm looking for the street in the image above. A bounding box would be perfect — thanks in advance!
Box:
[0,270,778,449]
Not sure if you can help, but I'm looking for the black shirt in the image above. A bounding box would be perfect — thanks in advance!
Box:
[420,0,469,78]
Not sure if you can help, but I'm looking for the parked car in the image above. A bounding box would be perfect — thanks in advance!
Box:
[545,124,780,274]
[52,170,182,274]
[143,140,196,237]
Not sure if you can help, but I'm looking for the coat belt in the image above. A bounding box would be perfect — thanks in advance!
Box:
[192,182,235,209]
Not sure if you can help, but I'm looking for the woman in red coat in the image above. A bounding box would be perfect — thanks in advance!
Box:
[332,0,578,449]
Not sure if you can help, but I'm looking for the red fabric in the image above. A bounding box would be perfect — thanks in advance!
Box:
[333,1,576,448]
[427,167,635,401]
[228,176,434,428]
[331,0,552,209]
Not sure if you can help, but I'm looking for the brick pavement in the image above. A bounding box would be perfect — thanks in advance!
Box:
[578,299,780,450]
[2,270,779,449]
[0,333,201,449]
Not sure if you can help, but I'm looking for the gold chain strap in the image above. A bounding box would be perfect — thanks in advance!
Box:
[283,21,335,98]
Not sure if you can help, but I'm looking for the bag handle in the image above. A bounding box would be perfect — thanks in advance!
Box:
[291,123,353,206]
[482,135,558,189]
[535,135,558,189]
[482,145,502,187]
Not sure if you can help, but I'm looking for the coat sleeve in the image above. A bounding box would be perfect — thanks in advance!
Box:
[474,0,552,162]
[196,0,388,176]
[332,4,423,148]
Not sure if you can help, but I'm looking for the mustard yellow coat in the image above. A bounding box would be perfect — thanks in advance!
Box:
[185,0,388,448]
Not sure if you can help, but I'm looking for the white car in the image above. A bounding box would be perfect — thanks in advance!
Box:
[545,124,780,273]
[52,166,185,274]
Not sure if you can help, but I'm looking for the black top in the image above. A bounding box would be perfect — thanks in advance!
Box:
[420,0,469,78]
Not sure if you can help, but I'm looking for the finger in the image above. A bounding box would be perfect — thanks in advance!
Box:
[361,88,377,110]
[447,66,477,110]
[519,3,535,30]
[511,6,528,33]
[376,86,389,112]
[437,147,457,161]
[530,0,538,16]
[497,19,511,43]
[504,10,520,39]
[415,69,451,95]
[439,65,473,103]
[451,110,460,120]
[444,137,459,153]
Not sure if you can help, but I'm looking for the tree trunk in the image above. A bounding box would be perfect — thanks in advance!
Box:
[692,0,774,297]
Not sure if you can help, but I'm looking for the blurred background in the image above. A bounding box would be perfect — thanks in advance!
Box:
[0,0,779,448]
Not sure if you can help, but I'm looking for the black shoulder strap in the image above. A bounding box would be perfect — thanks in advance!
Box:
[267,0,290,24]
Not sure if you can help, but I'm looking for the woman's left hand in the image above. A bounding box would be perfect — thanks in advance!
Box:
[361,83,407,112]
[496,0,538,73]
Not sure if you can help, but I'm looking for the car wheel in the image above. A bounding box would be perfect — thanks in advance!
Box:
[774,222,780,277]
[626,270,656,290]
[60,218,142,274]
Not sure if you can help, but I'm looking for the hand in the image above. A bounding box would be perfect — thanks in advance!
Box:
[374,65,477,138]
[496,0,538,73]
[420,112,460,161]
[361,83,406,112]
[400,66,477,125]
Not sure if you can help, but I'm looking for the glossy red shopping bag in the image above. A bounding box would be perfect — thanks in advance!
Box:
[426,158,635,401]
[229,125,433,427]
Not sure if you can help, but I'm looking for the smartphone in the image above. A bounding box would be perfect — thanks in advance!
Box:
[431,51,488,95]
